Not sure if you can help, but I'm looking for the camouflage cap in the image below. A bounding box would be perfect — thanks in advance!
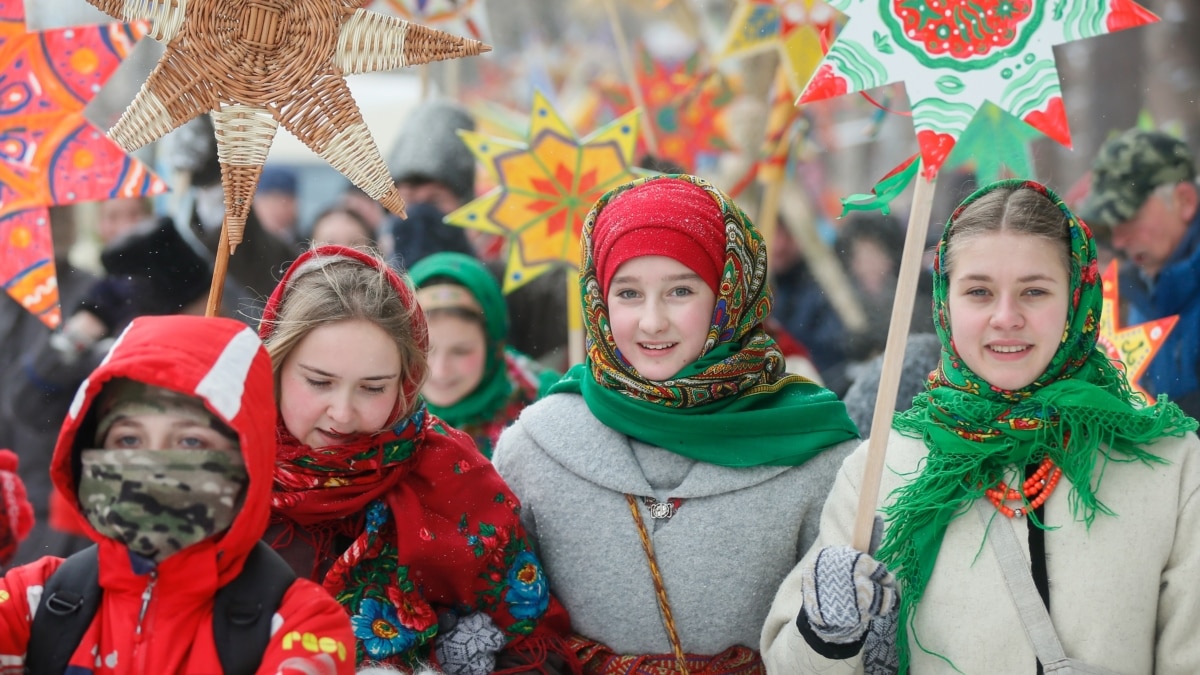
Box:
[1080,129,1196,228]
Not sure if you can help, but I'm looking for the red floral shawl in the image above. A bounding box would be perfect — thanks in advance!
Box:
[263,247,572,669]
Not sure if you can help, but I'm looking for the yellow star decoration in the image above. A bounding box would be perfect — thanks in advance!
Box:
[86,0,489,251]
[447,91,643,293]
[718,0,836,96]
[1098,261,1178,401]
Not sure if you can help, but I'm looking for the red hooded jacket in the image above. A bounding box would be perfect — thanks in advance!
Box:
[0,315,355,674]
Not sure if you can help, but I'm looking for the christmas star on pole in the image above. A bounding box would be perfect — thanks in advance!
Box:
[597,47,734,172]
[800,0,1157,178]
[85,0,490,253]
[719,0,838,96]
[0,5,163,328]
[447,91,644,293]
[793,0,1159,553]
[1098,261,1177,401]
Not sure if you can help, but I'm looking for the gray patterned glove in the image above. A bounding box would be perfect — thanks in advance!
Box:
[434,612,506,675]
[799,545,899,645]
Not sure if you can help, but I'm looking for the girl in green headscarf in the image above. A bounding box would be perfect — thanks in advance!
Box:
[763,180,1200,675]
[492,174,860,673]
[410,252,559,458]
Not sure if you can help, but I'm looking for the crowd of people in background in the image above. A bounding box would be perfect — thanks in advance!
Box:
[0,93,1197,674]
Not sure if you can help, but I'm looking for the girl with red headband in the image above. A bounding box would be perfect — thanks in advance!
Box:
[259,245,575,673]
[493,174,861,673]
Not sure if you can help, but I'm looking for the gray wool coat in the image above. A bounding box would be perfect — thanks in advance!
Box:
[492,393,856,656]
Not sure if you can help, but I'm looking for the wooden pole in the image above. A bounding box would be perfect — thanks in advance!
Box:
[777,189,869,334]
[758,173,785,254]
[420,63,431,99]
[445,58,460,101]
[604,0,660,156]
[205,219,230,317]
[851,166,937,551]
[567,270,585,365]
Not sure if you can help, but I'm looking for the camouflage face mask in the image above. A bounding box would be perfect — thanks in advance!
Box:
[78,448,249,563]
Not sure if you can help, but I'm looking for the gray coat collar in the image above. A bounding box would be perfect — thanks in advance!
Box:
[519,393,795,498]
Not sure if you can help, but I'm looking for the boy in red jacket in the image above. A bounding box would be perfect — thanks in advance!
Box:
[0,315,354,674]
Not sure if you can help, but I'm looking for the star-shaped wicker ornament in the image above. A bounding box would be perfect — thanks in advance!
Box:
[446,91,644,293]
[798,0,1158,178]
[86,0,490,252]
[1097,261,1177,402]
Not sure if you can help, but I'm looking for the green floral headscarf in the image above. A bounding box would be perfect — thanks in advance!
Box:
[551,174,859,466]
[879,179,1197,673]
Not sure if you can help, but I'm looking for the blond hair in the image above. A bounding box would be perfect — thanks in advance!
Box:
[262,247,428,424]
[945,185,1070,274]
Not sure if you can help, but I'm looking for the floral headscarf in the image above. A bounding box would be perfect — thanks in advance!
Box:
[262,246,571,668]
[879,179,1197,673]
[551,174,858,466]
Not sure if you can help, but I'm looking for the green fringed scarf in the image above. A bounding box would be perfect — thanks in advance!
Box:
[877,179,1198,673]
[550,174,859,466]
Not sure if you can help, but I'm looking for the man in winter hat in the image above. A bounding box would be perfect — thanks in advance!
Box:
[386,99,569,368]
[1080,128,1200,416]
[387,99,478,214]
[384,99,477,266]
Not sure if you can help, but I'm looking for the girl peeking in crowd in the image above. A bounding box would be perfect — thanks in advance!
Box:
[410,252,559,458]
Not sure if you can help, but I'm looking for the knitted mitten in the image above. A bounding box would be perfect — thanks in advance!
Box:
[433,612,506,675]
[862,607,901,675]
[0,450,34,565]
[799,546,898,645]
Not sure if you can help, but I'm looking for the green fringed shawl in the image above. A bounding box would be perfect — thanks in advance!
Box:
[878,179,1198,674]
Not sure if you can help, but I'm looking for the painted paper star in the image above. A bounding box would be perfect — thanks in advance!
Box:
[0,5,163,328]
[597,47,734,172]
[380,0,490,43]
[719,0,838,96]
[86,0,489,251]
[799,0,1158,177]
[1097,261,1177,401]
[446,91,644,292]
[943,102,1042,184]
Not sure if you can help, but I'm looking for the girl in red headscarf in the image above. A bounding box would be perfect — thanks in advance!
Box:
[493,175,860,673]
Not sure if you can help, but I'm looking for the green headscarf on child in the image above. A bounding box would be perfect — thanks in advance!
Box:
[550,174,859,466]
[410,253,558,450]
[878,179,1198,673]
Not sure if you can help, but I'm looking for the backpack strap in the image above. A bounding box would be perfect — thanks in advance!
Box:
[213,540,297,675]
[25,544,101,675]
[26,541,295,675]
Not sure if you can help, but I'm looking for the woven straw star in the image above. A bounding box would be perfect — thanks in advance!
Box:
[86,0,490,251]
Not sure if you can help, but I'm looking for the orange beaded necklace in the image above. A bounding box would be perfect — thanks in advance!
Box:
[984,456,1063,518]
